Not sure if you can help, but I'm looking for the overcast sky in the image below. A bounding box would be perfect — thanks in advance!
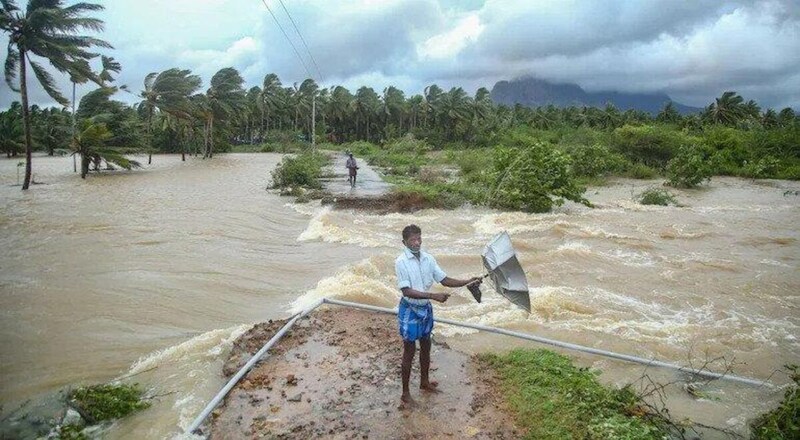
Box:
[2,0,799,110]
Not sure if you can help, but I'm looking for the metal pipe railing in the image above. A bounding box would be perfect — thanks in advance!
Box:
[322,298,770,387]
[186,296,770,435]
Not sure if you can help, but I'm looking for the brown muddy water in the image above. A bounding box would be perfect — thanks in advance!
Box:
[1,153,798,438]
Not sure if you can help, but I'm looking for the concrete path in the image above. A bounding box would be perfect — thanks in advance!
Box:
[321,152,391,197]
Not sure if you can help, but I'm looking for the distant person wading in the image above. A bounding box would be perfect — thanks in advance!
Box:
[346,153,359,188]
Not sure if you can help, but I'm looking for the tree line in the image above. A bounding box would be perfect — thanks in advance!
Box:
[3,0,798,190]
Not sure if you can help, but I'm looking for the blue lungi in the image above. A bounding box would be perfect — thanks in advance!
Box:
[398,298,434,342]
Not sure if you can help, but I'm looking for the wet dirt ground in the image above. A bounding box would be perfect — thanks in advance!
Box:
[207,308,520,439]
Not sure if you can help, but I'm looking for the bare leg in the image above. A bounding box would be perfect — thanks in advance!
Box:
[419,337,439,392]
[401,340,417,407]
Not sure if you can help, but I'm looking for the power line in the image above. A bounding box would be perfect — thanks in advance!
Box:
[258,0,314,80]
[276,0,324,84]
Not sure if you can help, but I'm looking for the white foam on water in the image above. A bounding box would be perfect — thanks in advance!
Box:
[109,324,251,439]
[472,212,570,235]
[551,241,656,267]
[759,259,792,268]
[296,206,393,248]
[289,257,400,314]
[284,200,323,216]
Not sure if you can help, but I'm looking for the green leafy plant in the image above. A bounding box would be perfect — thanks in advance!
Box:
[490,142,590,213]
[638,188,677,206]
[270,152,327,189]
[751,365,799,439]
[68,383,150,423]
[568,143,628,177]
[666,146,712,187]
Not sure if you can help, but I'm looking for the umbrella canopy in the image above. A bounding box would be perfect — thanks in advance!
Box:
[481,231,531,313]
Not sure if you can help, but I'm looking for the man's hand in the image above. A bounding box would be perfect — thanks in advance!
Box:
[430,292,450,303]
[466,277,483,287]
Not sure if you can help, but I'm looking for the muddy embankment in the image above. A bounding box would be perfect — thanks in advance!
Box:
[206,308,521,439]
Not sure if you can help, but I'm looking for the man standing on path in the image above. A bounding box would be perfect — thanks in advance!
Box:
[395,224,482,408]
[345,153,358,187]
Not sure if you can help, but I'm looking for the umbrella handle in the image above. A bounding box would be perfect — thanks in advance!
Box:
[466,273,490,286]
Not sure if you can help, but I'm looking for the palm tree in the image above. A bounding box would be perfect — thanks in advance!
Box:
[98,55,121,84]
[204,67,246,158]
[354,86,380,141]
[138,68,202,163]
[0,103,24,158]
[656,102,681,124]
[327,86,353,141]
[244,86,261,143]
[297,78,319,141]
[440,87,471,140]
[423,84,444,129]
[71,119,140,178]
[2,0,112,189]
[778,107,796,127]
[704,91,746,126]
[260,73,283,135]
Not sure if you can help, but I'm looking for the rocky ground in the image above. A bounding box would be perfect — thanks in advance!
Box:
[206,307,521,439]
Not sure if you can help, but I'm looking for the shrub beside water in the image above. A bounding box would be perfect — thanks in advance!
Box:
[638,188,677,206]
[490,142,589,213]
[666,146,713,188]
[270,153,327,189]
[750,365,799,439]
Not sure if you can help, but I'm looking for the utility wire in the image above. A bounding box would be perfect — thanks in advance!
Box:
[258,0,314,80]
[277,0,324,83]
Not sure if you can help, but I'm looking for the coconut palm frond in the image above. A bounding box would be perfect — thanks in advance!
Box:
[4,45,19,92]
[29,59,69,106]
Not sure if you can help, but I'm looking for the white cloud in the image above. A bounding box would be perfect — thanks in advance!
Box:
[2,0,798,110]
[418,14,484,59]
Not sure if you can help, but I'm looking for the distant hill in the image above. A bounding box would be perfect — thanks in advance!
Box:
[490,77,700,115]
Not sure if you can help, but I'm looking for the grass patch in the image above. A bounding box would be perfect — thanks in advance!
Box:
[750,365,799,439]
[481,349,667,440]
[638,188,677,206]
[624,163,659,179]
[68,383,150,423]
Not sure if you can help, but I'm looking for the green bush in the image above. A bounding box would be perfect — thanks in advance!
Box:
[638,188,677,206]
[666,146,712,187]
[68,383,150,423]
[270,153,327,189]
[777,161,800,180]
[625,163,658,179]
[751,126,800,159]
[490,142,589,213]
[385,133,431,155]
[482,349,667,440]
[743,156,781,179]
[751,365,799,439]
[568,144,628,177]
[613,124,700,168]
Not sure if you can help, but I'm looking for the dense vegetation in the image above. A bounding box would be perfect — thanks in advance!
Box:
[2,0,798,193]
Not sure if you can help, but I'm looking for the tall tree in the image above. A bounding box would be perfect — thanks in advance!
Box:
[204,67,246,158]
[260,73,282,134]
[138,68,202,162]
[2,0,111,189]
[704,91,746,126]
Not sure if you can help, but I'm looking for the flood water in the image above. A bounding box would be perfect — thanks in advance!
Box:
[1,153,798,438]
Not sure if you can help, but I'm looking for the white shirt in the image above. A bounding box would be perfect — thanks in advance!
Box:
[395,247,447,306]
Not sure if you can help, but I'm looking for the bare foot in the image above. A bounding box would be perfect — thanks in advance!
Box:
[398,394,417,410]
[420,380,441,393]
